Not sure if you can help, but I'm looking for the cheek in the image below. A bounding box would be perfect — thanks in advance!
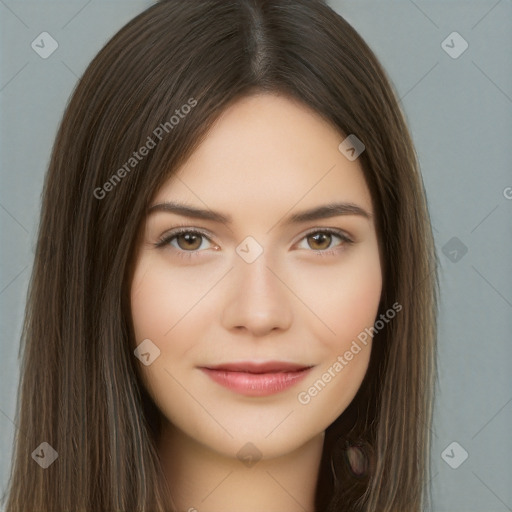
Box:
[131,265,172,346]
[294,264,381,421]
[294,241,382,351]
[129,258,214,424]
[130,255,228,397]
[290,241,381,413]
[130,257,214,346]
[332,258,382,345]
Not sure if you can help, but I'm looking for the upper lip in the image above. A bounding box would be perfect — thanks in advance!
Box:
[201,361,313,373]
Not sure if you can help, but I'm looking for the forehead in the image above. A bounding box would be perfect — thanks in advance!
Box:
[152,93,373,220]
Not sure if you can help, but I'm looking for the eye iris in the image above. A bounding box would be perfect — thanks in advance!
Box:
[308,232,331,250]
[177,233,202,250]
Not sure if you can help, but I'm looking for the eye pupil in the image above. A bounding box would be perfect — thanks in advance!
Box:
[177,233,202,250]
[308,232,331,250]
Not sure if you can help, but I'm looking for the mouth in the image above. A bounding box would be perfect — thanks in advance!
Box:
[199,361,314,397]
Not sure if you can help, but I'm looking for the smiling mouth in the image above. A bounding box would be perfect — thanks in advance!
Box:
[199,361,314,396]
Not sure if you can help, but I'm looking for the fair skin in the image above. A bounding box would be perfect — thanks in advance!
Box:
[130,93,382,512]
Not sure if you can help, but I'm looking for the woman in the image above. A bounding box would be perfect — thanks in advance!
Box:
[2,0,439,511]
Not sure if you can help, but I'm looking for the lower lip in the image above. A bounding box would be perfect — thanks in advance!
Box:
[200,367,312,397]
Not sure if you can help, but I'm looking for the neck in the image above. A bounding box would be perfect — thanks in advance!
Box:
[157,421,325,512]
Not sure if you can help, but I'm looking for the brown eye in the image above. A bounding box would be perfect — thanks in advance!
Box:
[155,229,214,253]
[307,232,333,250]
[296,229,353,254]
[175,232,203,251]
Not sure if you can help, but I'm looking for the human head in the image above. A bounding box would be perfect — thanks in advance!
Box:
[130,91,383,507]
[3,1,438,511]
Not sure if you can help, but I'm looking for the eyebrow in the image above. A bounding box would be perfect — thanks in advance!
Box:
[147,200,372,225]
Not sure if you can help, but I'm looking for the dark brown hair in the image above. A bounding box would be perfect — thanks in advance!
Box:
[2,1,438,510]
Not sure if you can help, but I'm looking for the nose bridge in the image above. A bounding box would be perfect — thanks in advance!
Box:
[221,247,293,335]
[239,252,278,297]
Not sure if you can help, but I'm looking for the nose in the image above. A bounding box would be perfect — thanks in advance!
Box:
[220,254,293,337]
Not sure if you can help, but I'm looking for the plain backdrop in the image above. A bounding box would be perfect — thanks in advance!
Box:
[1,1,511,511]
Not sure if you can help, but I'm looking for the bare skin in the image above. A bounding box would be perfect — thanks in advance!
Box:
[130,93,382,512]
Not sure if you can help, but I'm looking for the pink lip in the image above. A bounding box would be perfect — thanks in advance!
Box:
[199,361,313,397]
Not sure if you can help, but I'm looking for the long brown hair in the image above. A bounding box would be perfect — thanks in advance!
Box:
[2,1,438,510]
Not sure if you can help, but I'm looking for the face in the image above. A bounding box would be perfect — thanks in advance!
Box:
[130,93,382,461]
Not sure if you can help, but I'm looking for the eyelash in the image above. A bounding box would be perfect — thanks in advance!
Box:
[154,226,354,260]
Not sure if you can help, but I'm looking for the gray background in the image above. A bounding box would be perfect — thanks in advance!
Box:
[1,1,511,511]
